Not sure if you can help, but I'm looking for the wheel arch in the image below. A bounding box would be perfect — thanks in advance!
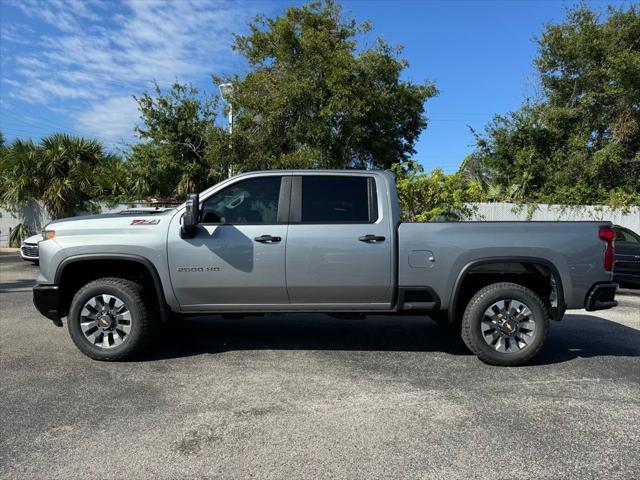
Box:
[448,256,566,324]
[55,254,169,322]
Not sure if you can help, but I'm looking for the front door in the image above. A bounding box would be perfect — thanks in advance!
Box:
[285,175,393,308]
[167,174,290,309]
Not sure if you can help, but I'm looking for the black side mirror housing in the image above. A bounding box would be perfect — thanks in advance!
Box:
[180,193,200,238]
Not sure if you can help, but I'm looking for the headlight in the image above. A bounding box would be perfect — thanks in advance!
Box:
[42,230,56,240]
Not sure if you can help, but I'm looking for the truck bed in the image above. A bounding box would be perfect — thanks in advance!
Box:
[398,221,611,311]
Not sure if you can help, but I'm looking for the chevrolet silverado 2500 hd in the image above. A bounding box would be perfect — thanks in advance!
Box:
[33,170,618,365]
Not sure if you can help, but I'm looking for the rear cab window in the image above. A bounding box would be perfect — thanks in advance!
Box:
[300,176,378,223]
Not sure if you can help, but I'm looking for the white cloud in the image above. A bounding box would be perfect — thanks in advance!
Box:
[76,96,140,140]
[2,0,256,145]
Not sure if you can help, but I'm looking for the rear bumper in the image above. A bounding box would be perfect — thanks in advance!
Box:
[613,273,640,286]
[33,284,62,326]
[584,282,618,311]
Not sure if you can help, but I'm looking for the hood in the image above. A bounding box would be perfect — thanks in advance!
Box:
[23,234,43,245]
[44,208,176,237]
[46,208,175,226]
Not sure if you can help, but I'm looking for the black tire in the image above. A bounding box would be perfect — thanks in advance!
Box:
[461,282,549,366]
[68,277,154,361]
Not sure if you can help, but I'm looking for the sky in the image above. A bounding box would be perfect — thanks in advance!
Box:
[0,0,631,173]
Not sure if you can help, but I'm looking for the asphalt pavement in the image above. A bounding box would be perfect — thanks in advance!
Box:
[1,252,639,479]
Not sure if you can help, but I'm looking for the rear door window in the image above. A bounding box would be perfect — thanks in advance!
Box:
[301,176,374,223]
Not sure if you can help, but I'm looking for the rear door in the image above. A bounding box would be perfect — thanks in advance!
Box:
[285,174,393,308]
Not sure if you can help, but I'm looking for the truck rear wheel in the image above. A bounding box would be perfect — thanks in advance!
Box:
[461,282,549,366]
[67,278,154,361]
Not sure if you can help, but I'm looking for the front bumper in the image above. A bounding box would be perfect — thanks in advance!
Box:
[33,285,62,326]
[584,282,618,311]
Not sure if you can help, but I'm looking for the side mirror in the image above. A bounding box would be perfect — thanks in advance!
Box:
[180,193,200,238]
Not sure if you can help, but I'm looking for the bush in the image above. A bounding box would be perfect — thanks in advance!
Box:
[9,223,32,248]
[392,161,481,222]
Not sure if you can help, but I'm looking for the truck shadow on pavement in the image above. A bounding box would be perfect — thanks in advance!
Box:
[0,278,36,292]
[149,312,640,365]
[531,313,640,365]
[152,315,472,359]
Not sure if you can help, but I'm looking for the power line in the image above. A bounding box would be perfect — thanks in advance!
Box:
[0,127,130,151]
[1,107,76,132]
[1,112,135,146]
[1,107,132,141]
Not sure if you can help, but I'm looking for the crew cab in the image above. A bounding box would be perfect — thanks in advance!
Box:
[33,170,618,365]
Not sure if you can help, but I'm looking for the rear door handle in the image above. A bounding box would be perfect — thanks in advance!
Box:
[358,234,385,243]
[254,235,281,243]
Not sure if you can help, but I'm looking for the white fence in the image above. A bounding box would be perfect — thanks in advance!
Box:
[469,203,640,231]
[1,201,638,247]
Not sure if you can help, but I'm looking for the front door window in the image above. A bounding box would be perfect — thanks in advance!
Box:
[201,177,281,224]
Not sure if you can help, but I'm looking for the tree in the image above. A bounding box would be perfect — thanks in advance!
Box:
[129,82,225,198]
[0,132,11,181]
[221,0,437,170]
[0,133,125,219]
[0,138,40,209]
[464,4,640,206]
[128,2,437,198]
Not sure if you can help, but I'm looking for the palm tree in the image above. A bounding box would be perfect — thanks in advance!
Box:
[1,138,40,208]
[1,133,126,219]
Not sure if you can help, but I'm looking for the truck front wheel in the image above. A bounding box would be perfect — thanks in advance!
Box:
[461,282,549,366]
[68,278,154,361]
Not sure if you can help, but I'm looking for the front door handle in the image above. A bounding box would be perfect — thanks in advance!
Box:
[254,234,282,243]
[358,234,386,243]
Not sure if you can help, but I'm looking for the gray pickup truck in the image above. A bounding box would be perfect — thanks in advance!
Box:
[33,170,618,365]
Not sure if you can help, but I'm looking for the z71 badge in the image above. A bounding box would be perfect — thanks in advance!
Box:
[131,219,161,225]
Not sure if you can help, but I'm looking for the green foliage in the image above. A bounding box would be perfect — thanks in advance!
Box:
[0,133,125,219]
[127,1,436,199]
[221,0,437,170]
[392,161,480,222]
[9,223,32,248]
[465,4,640,207]
[129,82,227,198]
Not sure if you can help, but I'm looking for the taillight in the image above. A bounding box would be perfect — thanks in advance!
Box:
[599,226,615,272]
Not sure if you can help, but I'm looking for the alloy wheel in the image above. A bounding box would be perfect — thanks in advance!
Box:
[480,299,536,353]
[79,294,132,349]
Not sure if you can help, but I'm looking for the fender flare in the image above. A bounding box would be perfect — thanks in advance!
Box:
[447,256,566,323]
[55,253,170,322]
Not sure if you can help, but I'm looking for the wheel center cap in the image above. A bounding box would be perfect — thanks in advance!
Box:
[98,316,112,328]
[502,320,515,333]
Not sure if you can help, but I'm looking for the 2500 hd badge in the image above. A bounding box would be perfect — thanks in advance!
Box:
[176,266,221,272]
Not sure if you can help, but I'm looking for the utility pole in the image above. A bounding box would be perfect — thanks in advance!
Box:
[218,83,234,177]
